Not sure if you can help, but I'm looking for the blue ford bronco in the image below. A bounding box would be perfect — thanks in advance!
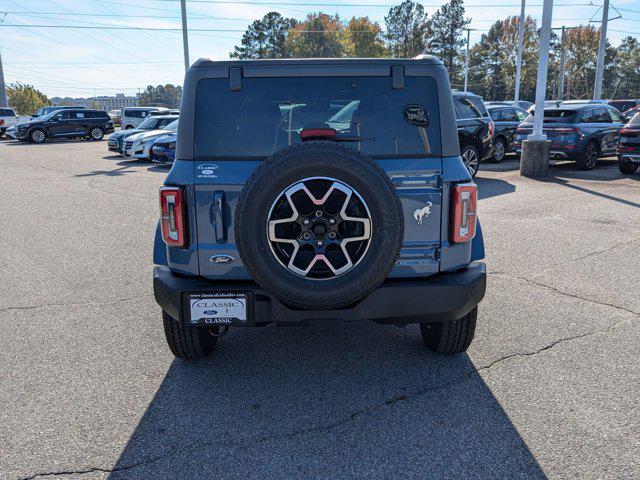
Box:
[153,57,486,359]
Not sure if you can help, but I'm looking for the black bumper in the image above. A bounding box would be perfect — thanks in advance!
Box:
[153,262,486,326]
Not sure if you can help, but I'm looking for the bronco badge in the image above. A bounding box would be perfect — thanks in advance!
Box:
[402,104,429,127]
[413,202,432,225]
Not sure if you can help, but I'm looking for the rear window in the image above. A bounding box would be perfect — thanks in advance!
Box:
[454,95,488,119]
[194,76,441,158]
[526,109,577,123]
[0,108,15,116]
[610,101,637,112]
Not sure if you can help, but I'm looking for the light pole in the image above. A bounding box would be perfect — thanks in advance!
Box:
[514,0,526,103]
[180,0,190,72]
[557,26,566,100]
[520,0,554,177]
[593,0,609,100]
[463,28,471,92]
[0,51,8,108]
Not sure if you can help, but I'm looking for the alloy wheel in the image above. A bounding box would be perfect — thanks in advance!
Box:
[493,140,505,162]
[267,177,372,279]
[462,147,479,176]
[31,130,45,143]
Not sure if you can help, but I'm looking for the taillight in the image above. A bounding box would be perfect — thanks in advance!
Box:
[0,119,4,126]
[621,128,639,136]
[451,183,477,244]
[488,121,495,137]
[160,186,187,247]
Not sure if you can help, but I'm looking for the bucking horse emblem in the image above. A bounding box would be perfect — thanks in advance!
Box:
[413,202,433,226]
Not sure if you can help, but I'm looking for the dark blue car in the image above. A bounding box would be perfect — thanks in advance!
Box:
[514,103,626,169]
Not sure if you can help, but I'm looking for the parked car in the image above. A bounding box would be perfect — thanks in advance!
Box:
[514,103,626,169]
[33,105,84,118]
[0,107,31,137]
[14,109,114,143]
[486,104,529,162]
[123,119,178,159]
[108,109,122,125]
[453,91,494,176]
[108,114,178,154]
[486,100,533,110]
[153,57,486,359]
[622,106,640,121]
[609,99,640,113]
[149,109,179,116]
[150,132,177,164]
[617,112,640,174]
[120,107,168,130]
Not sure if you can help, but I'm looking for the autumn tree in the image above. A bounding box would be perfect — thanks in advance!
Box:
[384,0,430,58]
[6,83,50,115]
[344,16,386,57]
[230,12,297,59]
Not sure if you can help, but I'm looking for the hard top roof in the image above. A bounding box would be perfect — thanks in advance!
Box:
[191,56,442,68]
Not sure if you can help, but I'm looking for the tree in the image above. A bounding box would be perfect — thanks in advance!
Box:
[139,84,182,108]
[467,21,506,98]
[499,16,540,101]
[344,16,386,57]
[428,0,470,81]
[605,36,639,99]
[6,83,50,115]
[230,12,297,59]
[384,0,430,58]
[285,13,346,58]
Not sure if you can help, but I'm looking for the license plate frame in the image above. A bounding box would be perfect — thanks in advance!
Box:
[186,292,252,326]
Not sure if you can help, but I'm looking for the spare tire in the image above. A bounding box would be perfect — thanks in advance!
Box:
[235,141,403,310]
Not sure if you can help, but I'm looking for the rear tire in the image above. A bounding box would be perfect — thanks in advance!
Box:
[461,145,480,177]
[618,160,639,174]
[492,137,507,163]
[162,311,219,360]
[420,307,477,354]
[577,140,599,170]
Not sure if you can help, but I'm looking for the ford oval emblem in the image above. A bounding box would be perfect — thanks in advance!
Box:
[209,254,235,264]
[203,310,218,316]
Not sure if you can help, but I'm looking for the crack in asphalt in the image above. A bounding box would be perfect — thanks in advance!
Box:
[0,297,138,314]
[16,274,639,479]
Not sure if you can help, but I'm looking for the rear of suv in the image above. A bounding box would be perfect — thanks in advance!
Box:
[153,58,486,359]
[452,91,494,176]
[514,104,625,169]
[617,112,640,174]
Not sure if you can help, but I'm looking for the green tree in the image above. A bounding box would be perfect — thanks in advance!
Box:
[384,0,430,58]
[231,12,297,59]
[285,13,346,58]
[139,84,182,108]
[499,16,540,101]
[428,0,470,81]
[467,21,506,98]
[605,36,639,99]
[6,83,50,115]
[344,16,386,57]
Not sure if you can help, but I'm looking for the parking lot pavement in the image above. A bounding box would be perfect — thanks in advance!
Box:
[1,140,639,480]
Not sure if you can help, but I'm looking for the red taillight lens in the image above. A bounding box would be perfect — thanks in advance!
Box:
[160,186,187,247]
[451,183,477,244]
[551,127,579,133]
[300,128,337,140]
[488,121,495,137]
[0,119,4,126]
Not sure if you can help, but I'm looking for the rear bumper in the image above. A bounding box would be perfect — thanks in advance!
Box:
[153,262,487,326]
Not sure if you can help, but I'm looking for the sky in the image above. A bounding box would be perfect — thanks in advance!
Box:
[1,0,640,98]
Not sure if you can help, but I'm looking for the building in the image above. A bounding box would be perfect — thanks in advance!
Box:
[92,93,139,110]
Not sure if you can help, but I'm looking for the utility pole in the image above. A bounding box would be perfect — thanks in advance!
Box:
[593,0,609,100]
[514,0,526,103]
[463,28,471,92]
[520,0,554,177]
[557,26,566,100]
[180,0,190,72]
[0,51,8,107]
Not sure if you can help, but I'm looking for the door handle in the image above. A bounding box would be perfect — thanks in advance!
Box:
[212,191,227,243]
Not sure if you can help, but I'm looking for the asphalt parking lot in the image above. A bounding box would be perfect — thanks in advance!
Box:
[1,138,639,480]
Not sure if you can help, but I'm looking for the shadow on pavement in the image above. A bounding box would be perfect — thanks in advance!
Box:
[476,176,517,200]
[107,322,546,479]
[74,159,169,177]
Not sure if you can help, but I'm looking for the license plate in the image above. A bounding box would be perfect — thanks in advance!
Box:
[189,293,248,325]
[620,137,628,143]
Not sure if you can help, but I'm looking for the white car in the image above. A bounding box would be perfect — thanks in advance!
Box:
[1,108,31,137]
[123,119,178,159]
